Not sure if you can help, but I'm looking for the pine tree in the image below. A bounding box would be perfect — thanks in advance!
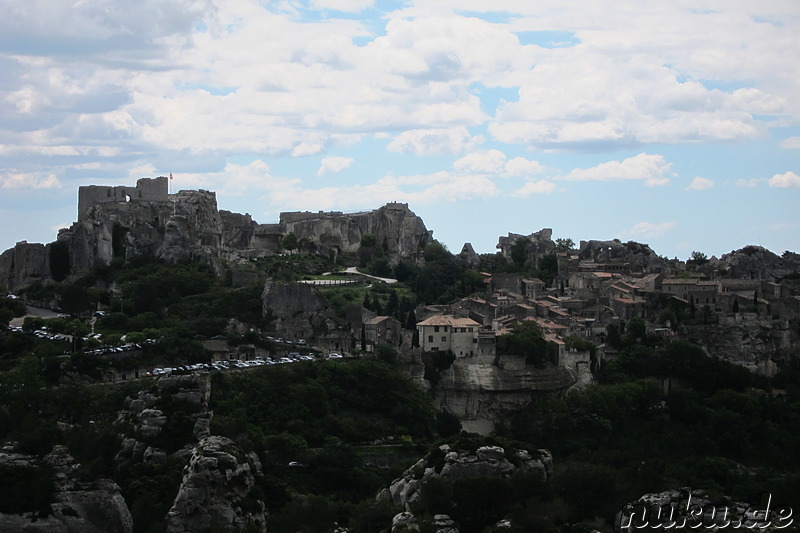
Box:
[405,310,417,330]
[387,289,399,317]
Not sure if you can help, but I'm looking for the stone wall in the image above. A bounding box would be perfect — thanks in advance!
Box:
[78,177,168,220]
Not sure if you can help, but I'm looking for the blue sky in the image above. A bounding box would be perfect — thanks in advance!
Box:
[1,0,799,260]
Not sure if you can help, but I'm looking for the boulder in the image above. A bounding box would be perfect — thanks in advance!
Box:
[165,436,266,533]
[0,443,133,533]
[378,444,552,510]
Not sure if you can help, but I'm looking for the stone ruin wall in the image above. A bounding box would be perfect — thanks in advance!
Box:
[78,176,169,220]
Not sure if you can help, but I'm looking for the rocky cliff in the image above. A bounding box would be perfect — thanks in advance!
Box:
[377,443,553,510]
[432,354,576,435]
[685,314,800,376]
[578,239,666,271]
[496,228,555,269]
[0,443,133,532]
[165,436,266,533]
[704,246,800,280]
[261,280,341,340]
[280,202,432,262]
[0,241,50,293]
[0,182,432,291]
[112,374,266,532]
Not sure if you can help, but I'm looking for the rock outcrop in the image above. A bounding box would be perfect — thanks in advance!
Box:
[165,436,266,533]
[378,443,553,511]
[280,202,431,262]
[707,246,800,281]
[0,241,49,293]
[432,354,576,434]
[0,179,432,291]
[578,239,666,272]
[496,229,555,269]
[685,314,799,376]
[261,279,340,339]
[0,443,133,533]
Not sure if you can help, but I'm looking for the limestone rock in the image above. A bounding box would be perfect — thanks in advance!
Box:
[138,408,167,437]
[261,279,340,339]
[434,514,460,533]
[165,436,266,533]
[0,443,133,533]
[0,241,49,292]
[496,229,555,269]
[379,444,552,510]
[433,358,576,434]
[392,511,420,532]
[280,203,431,262]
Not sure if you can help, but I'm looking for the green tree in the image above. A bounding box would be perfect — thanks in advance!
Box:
[497,320,548,366]
[554,237,575,253]
[688,250,709,266]
[375,343,398,365]
[49,241,71,282]
[387,289,399,317]
[282,233,298,254]
[405,310,417,330]
[58,283,91,315]
[511,239,528,269]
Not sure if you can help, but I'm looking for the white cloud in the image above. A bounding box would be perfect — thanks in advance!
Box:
[687,176,715,191]
[0,172,61,189]
[387,128,483,155]
[561,153,672,186]
[453,150,506,174]
[768,171,800,188]
[504,157,545,176]
[780,137,800,149]
[735,178,764,187]
[514,179,557,197]
[627,221,676,239]
[317,156,355,176]
[309,0,374,13]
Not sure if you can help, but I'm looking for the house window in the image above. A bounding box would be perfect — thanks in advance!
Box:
[441,336,447,342]
[473,338,478,343]
[434,326,439,332]
[428,336,433,343]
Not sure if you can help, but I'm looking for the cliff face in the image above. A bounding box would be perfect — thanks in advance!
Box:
[686,314,799,376]
[0,444,133,533]
[166,436,266,533]
[377,443,553,510]
[432,354,576,435]
[0,241,49,292]
[496,228,555,269]
[280,203,431,262]
[62,189,224,273]
[260,280,346,343]
[0,191,431,291]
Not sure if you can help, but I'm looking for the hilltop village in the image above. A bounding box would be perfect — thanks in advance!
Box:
[2,178,800,532]
[2,178,799,385]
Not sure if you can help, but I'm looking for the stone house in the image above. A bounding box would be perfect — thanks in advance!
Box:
[522,277,546,302]
[417,314,480,357]
[364,315,403,348]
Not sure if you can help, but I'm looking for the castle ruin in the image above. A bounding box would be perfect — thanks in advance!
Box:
[77,176,169,220]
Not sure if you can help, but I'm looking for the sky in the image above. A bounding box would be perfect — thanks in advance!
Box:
[1,0,799,261]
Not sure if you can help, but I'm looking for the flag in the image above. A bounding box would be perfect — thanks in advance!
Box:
[169,173,173,180]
